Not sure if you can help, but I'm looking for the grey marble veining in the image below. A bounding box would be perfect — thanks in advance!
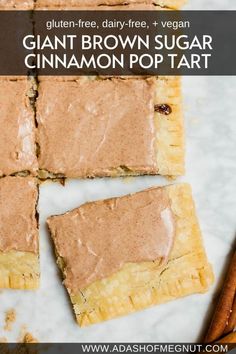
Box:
[0,0,236,343]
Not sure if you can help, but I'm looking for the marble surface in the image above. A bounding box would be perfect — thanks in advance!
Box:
[1,0,236,343]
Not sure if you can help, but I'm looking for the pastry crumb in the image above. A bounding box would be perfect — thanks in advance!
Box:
[4,309,16,331]
[122,176,134,184]
[22,332,39,343]
[166,175,177,181]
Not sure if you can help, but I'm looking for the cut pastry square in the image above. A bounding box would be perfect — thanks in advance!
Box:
[35,0,186,9]
[0,0,34,9]
[47,183,214,327]
[0,79,38,177]
[36,77,184,179]
[0,176,39,289]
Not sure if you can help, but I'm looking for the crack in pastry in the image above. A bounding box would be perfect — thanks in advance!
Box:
[0,176,39,289]
[155,76,184,176]
[47,183,214,326]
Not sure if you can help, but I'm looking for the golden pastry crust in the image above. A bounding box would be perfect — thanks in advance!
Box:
[49,183,213,326]
[0,0,34,9]
[155,76,185,176]
[0,176,39,290]
[0,251,39,289]
[36,77,184,179]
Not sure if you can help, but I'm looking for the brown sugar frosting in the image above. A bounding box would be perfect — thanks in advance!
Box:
[0,80,37,176]
[47,187,176,293]
[36,78,157,177]
[0,176,38,253]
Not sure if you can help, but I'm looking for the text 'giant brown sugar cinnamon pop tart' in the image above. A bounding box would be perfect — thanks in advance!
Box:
[47,183,213,327]
[36,77,184,179]
[0,176,39,289]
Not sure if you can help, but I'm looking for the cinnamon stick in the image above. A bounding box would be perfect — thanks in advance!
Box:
[216,331,236,344]
[204,250,236,343]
